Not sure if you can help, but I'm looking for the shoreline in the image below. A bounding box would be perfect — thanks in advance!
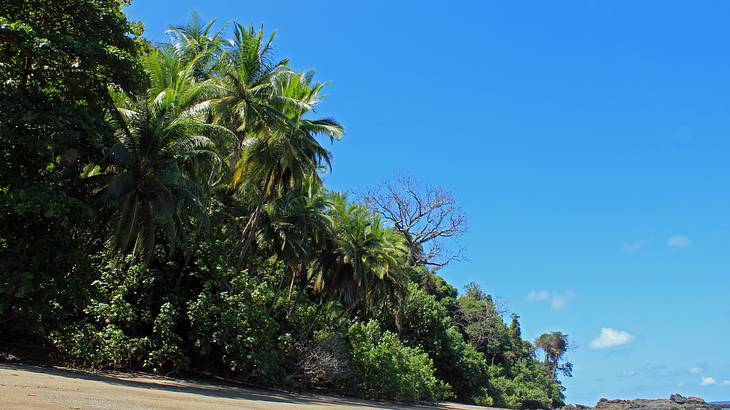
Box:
[0,363,498,410]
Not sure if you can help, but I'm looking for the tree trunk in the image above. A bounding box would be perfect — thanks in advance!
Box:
[268,274,288,315]
[176,164,217,290]
[236,167,275,269]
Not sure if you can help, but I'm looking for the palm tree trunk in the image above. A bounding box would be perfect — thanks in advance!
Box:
[287,261,305,302]
[332,307,350,325]
[176,165,217,290]
[236,194,265,268]
[303,300,325,338]
[268,274,288,315]
[175,223,201,291]
[236,167,275,269]
[285,263,307,316]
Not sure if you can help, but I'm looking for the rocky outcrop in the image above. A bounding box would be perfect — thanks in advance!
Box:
[669,394,709,406]
[559,394,725,410]
[559,405,590,410]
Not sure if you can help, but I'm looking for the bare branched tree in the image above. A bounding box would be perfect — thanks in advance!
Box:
[293,336,352,387]
[362,175,467,267]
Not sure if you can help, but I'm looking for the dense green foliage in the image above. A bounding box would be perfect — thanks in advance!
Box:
[348,320,450,402]
[0,2,571,407]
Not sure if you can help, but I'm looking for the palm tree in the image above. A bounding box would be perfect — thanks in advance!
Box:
[165,13,225,81]
[208,23,286,261]
[214,23,289,169]
[256,177,332,305]
[229,70,343,264]
[311,193,408,313]
[267,70,344,188]
[91,49,233,262]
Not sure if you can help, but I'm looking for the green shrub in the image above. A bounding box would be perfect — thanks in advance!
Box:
[51,323,147,369]
[187,268,283,384]
[399,283,490,402]
[348,320,451,403]
[443,326,491,402]
[487,363,558,409]
[145,301,189,373]
[50,259,155,369]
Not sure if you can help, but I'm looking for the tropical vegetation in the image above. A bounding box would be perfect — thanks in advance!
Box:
[0,1,572,407]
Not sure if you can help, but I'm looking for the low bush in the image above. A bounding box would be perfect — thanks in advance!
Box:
[51,323,147,369]
[348,320,451,403]
[187,267,283,384]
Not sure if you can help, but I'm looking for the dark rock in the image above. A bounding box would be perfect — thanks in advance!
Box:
[563,394,721,410]
[671,394,688,404]
[558,404,590,410]
[671,394,707,405]
[594,398,630,409]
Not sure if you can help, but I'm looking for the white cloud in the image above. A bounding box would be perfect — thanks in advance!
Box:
[527,290,573,310]
[722,380,730,386]
[551,294,569,310]
[590,328,635,349]
[701,377,716,386]
[668,235,690,249]
[527,290,550,301]
[689,367,703,374]
[623,239,647,253]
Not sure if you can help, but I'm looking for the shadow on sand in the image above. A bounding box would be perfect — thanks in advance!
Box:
[0,363,452,409]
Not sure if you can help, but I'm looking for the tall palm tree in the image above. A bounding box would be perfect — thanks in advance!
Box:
[208,23,286,263]
[242,71,344,185]
[311,194,408,313]
[226,68,343,265]
[91,49,233,262]
[165,13,225,82]
[214,23,289,168]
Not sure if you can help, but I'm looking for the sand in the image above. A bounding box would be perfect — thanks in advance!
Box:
[0,363,495,410]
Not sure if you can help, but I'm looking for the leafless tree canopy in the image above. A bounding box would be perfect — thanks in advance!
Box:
[294,337,352,387]
[363,175,467,267]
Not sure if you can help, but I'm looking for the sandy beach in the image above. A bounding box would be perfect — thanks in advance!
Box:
[0,363,497,410]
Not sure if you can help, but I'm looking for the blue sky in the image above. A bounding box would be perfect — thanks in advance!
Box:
[127,1,730,404]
